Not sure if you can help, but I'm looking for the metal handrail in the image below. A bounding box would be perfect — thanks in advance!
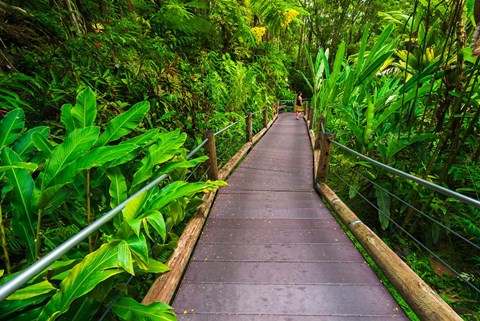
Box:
[331,140,480,210]
[0,115,246,302]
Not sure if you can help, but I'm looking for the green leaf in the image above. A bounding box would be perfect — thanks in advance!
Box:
[0,162,37,172]
[0,293,51,319]
[117,241,135,275]
[375,185,391,230]
[94,101,150,147]
[111,297,176,321]
[13,126,49,160]
[71,88,97,129]
[60,104,75,134]
[37,243,122,321]
[119,128,158,147]
[57,296,100,321]
[149,180,226,211]
[32,132,55,156]
[35,184,64,210]
[107,167,127,209]
[76,144,137,169]
[132,129,187,188]
[42,127,100,188]
[141,258,170,274]
[6,281,56,300]
[123,191,147,220]
[155,157,208,177]
[144,210,166,242]
[125,233,149,267]
[1,147,35,261]
[0,108,24,150]
[51,144,137,187]
[8,306,43,321]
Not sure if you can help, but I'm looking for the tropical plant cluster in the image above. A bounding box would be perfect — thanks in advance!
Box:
[301,1,480,318]
[1,0,480,320]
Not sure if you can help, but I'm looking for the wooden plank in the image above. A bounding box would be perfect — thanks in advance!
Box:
[172,113,408,320]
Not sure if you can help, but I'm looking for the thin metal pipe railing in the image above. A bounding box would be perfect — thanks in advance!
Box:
[330,140,480,210]
[214,119,242,136]
[0,116,244,302]
[0,172,168,301]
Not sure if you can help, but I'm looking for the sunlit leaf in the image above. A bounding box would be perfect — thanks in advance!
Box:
[95,101,150,147]
[71,88,97,129]
[0,108,24,150]
[42,126,99,188]
[1,147,35,261]
[37,243,122,321]
[111,297,176,321]
[6,281,56,301]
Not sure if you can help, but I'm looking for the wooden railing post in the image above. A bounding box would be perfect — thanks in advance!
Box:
[304,104,309,121]
[246,112,253,142]
[205,131,219,180]
[263,107,268,128]
[314,116,325,149]
[308,104,314,130]
[316,132,334,182]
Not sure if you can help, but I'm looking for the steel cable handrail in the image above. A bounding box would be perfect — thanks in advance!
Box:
[0,116,245,301]
[329,170,480,294]
[349,167,480,251]
[330,140,480,210]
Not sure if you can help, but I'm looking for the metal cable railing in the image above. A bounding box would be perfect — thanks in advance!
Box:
[0,107,267,302]
[330,140,480,210]
[314,118,480,296]
[348,167,480,251]
[329,169,480,294]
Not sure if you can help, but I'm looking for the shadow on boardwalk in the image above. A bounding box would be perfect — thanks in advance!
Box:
[173,113,408,320]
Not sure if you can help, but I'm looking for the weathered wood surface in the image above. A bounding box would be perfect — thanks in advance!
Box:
[172,113,408,320]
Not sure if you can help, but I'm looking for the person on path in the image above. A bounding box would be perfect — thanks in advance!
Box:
[294,91,303,119]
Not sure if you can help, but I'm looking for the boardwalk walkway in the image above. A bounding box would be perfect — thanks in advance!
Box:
[172,113,408,320]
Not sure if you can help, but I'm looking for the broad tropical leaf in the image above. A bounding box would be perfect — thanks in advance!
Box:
[123,191,147,220]
[1,147,35,261]
[141,258,170,273]
[149,180,227,211]
[60,104,75,134]
[42,127,100,188]
[6,281,56,301]
[71,88,97,129]
[375,185,391,230]
[107,167,127,209]
[125,233,149,268]
[117,241,134,275]
[56,296,100,321]
[13,126,49,160]
[50,144,137,187]
[111,297,176,321]
[0,162,37,172]
[32,132,55,156]
[131,129,187,188]
[37,243,122,321]
[94,101,150,147]
[0,108,24,150]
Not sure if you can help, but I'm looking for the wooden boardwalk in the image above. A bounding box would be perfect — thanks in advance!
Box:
[172,113,408,320]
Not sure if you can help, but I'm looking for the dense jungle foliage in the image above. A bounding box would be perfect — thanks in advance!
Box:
[0,0,479,320]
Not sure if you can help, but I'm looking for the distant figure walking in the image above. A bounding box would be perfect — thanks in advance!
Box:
[294,91,303,119]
